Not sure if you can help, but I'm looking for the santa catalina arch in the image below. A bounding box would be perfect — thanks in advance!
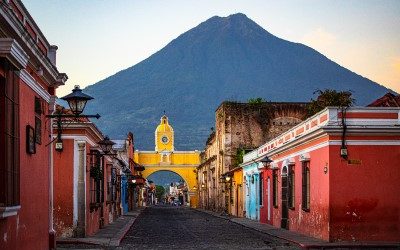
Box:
[134,115,200,206]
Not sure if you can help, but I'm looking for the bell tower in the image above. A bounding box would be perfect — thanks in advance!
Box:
[155,114,174,152]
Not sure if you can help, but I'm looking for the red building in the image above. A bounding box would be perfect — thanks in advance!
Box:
[244,107,400,242]
[0,1,67,249]
[53,106,122,238]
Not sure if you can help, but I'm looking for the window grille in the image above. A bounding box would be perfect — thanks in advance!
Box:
[259,172,263,206]
[0,68,20,207]
[272,170,278,207]
[288,165,295,209]
[89,151,103,204]
[302,161,310,211]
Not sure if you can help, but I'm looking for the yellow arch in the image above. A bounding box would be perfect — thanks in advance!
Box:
[141,166,197,192]
[141,165,199,207]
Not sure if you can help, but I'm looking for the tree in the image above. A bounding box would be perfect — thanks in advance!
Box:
[155,185,165,200]
[248,97,265,104]
[307,89,355,117]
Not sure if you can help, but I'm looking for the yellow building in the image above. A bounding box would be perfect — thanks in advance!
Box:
[134,115,200,207]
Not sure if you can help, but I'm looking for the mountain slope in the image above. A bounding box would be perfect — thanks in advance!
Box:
[84,13,393,150]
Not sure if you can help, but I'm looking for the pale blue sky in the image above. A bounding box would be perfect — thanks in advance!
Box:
[23,0,400,96]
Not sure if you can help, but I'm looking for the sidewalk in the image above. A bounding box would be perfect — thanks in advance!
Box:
[57,208,144,247]
[195,208,400,249]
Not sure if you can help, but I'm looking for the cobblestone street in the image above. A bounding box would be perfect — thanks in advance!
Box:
[117,206,298,249]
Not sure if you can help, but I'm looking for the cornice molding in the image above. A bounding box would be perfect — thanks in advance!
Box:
[0,38,29,69]
[0,4,68,87]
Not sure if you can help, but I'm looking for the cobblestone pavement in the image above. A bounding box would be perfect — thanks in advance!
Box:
[117,206,299,249]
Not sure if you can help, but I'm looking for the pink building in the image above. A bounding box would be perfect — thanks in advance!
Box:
[0,1,67,249]
[244,107,400,242]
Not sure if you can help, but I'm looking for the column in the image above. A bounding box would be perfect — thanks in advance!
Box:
[75,141,86,237]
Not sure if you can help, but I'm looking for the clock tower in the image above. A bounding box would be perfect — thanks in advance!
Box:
[155,115,174,152]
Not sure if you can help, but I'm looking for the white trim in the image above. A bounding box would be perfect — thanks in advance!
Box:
[271,139,400,164]
[73,141,79,226]
[329,140,400,146]
[0,205,21,218]
[52,122,104,140]
[245,107,400,163]
[299,153,310,162]
[273,141,330,163]
[19,69,51,103]
[283,157,295,166]
[0,38,29,69]
[56,135,97,147]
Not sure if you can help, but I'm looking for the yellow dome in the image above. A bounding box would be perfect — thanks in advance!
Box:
[156,115,174,133]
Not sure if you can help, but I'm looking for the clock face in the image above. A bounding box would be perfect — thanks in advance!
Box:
[161,135,169,144]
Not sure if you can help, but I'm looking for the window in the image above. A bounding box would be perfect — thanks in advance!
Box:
[89,151,103,205]
[34,97,42,144]
[0,67,20,208]
[107,165,116,202]
[272,170,278,207]
[302,161,310,211]
[288,165,295,209]
[259,172,263,206]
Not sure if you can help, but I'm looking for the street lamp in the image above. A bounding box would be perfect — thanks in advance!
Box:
[225,176,231,182]
[47,85,100,152]
[61,85,94,116]
[98,136,115,155]
[260,155,273,168]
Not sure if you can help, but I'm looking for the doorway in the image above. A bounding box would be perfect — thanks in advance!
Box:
[281,166,289,229]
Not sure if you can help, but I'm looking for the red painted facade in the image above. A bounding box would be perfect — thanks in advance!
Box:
[0,1,67,249]
[53,115,117,238]
[249,107,400,242]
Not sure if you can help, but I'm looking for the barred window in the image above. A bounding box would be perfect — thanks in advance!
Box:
[259,172,263,206]
[288,165,295,209]
[89,151,103,204]
[272,170,278,207]
[302,161,310,211]
[0,67,20,208]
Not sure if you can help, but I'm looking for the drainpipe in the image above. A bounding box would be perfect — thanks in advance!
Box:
[49,96,56,249]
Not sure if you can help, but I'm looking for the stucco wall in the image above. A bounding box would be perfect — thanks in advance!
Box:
[269,139,330,241]
[54,139,75,237]
[329,143,400,242]
[0,81,50,250]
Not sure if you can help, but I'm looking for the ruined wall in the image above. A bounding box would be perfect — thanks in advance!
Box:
[201,101,307,213]
[216,102,308,171]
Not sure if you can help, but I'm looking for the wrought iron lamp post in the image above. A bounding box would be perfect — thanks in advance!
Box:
[98,136,116,155]
[47,85,100,152]
[260,155,273,168]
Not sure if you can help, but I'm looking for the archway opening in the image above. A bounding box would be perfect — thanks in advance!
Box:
[147,170,189,206]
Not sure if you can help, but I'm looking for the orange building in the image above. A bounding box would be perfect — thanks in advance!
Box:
[53,106,123,238]
[0,1,67,249]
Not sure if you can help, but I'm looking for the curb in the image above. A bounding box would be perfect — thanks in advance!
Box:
[57,208,145,247]
[194,208,400,249]
[109,208,145,246]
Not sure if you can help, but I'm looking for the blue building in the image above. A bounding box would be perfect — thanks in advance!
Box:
[120,174,129,214]
[242,151,262,221]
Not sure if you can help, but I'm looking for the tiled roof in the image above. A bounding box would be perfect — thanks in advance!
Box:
[368,93,400,107]
[55,104,90,122]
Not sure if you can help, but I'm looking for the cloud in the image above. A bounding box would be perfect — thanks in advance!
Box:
[301,27,337,52]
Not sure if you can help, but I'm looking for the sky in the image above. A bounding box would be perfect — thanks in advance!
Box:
[23,0,400,96]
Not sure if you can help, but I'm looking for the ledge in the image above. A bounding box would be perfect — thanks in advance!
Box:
[0,205,21,219]
[0,38,29,69]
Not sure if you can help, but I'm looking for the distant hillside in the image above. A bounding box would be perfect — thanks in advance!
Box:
[83,13,393,150]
